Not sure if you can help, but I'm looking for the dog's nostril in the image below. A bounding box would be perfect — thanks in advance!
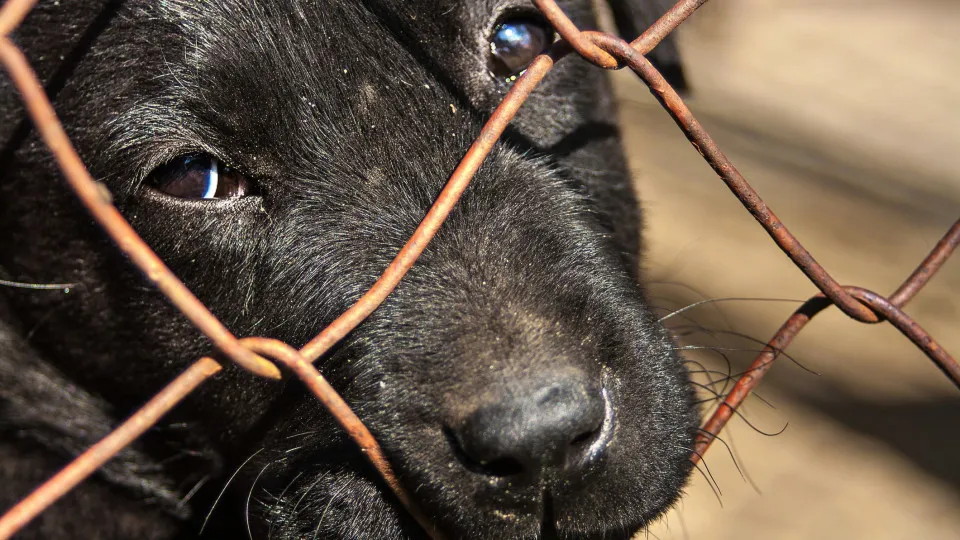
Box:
[446,427,525,478]
[448,376,612,484]
[478,457,525,478]
[570,424,601,447]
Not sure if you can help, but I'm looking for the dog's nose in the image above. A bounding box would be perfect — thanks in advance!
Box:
[450,376,612,480]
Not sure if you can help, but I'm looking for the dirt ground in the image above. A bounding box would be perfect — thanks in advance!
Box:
[613,1,960,538]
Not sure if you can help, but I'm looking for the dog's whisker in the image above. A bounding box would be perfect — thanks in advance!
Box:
[686,368,736,380]
[675,345,788,394]
[653,280,771,332]
[658,296,805,322]
[0,278,77,290]
[683,446,722,499]
[689,458,723,508]
[267,471,303,540]
[693,360,780,411]
[290,471,327,518]
[25,304,65,340]
[674,345,767,352]
[724,430,762,496]
[676,336,736,394]
[200,448,263,535]
[695,427,761,495]
[672,324,820,376]
[692,380,784,436]
[728,410,788,438]
[682,357,734,397]
[687,366,778,410]
[283,430,320,440]
[177,475,210,510]
[246,460,274,540]
[312,480,351,540]
[689,380,725,399]
[745,388,778,411]
[691,429,745,483]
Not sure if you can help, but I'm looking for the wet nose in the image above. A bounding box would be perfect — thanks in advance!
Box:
[450,376,612,480]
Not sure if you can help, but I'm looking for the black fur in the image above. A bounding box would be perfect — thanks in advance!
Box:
[0,0,697,538]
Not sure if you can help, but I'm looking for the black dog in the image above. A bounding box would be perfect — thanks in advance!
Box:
[0,0,697,538]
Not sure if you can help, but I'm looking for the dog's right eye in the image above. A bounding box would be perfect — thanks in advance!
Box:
[489,18,554,82]
[146,155,254,200]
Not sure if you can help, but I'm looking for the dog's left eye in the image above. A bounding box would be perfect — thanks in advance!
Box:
[147,155,253,200]
[489,18,553,81]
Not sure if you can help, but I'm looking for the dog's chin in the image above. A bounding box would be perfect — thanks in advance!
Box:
[262,469,672,540]
[403,460,689,540]
[254,425,691,540]
[259,422,693,539]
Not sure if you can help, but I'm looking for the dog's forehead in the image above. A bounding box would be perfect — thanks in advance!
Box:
[100,0,509,178]
[150,0,501,87]
[86,0,594,190]
[152,0,454,93]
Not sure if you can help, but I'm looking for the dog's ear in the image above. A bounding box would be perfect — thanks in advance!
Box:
[605,0,689,92]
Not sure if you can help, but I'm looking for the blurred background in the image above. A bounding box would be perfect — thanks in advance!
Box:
[609,0,960,538]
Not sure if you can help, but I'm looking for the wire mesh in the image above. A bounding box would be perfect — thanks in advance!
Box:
[0,0,956,537]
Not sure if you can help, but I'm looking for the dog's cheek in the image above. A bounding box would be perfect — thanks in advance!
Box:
[118,195,267,323]
[240,441,409,540]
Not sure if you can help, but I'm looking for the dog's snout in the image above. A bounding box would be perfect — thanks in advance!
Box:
[450,376,612,481]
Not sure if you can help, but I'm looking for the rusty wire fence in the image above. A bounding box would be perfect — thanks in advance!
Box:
[0,0,958,537]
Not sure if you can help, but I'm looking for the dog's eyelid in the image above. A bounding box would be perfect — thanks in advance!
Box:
[145,153,258,201]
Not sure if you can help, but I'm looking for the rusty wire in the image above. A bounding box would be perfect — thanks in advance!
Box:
[0,0,957,537]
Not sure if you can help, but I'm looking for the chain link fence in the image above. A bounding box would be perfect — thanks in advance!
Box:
[0,0,957,537]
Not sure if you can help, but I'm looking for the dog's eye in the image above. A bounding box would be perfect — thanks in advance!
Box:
[489,18,553,81]
[147,155,253,199]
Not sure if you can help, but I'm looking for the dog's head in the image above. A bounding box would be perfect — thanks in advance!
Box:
[0,0,696,538]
